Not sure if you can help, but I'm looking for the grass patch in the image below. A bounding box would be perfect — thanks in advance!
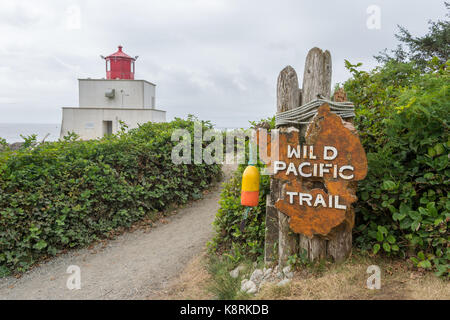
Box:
[257,250,450,300]
[153,250,448,300]
[206,255,256,300]
[207,255,240,300]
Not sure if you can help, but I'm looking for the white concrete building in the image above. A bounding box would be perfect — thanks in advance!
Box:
[60,46,166,140]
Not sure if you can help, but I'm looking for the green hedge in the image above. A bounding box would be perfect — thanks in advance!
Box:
[0,117,221,276]
[344,59,449,278]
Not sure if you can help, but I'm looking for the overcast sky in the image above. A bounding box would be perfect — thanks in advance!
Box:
[0,0,446,128]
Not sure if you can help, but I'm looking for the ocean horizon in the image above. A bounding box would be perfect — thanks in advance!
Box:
[0,123,61,143]
[0,123,246,144]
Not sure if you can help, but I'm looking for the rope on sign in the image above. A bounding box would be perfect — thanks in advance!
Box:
[275,95,355,127]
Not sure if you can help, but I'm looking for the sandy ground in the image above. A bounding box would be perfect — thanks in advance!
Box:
[151,251,215,300]
[0,164,236,300]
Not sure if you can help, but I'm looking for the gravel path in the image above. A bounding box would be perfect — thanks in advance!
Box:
[0,164,235,300]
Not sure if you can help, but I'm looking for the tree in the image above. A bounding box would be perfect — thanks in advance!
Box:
[375,2,449,70]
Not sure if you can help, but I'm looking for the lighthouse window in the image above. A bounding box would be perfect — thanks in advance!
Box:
[131,61,134,73]
[106,60,110,72]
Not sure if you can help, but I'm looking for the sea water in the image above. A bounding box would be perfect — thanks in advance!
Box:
[0,123,61,143]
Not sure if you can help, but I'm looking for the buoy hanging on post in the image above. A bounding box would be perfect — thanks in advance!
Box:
[240,137,260,232]
[241,165,260,207]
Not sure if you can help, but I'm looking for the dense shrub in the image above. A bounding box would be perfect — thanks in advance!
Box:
[208,119,274,263]
[0,117,221,276]
[208,162,270,263]
[344,59,449,277]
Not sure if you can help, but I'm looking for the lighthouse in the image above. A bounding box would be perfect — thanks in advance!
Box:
[104,45,136,80]
[60,45,166,140]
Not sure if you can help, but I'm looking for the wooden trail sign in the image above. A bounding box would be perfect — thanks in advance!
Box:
[263,48,367,265]
[272,104,367,237]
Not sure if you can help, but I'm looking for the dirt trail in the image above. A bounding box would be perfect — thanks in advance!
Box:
[0,164,235,300]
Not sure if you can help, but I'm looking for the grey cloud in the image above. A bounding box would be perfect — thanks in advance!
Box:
[0,0,447,127]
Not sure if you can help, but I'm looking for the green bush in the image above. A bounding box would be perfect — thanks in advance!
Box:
[0,117,221,276]
[208,121,273,263]
[208,164,270,262]
[344,59,449,278]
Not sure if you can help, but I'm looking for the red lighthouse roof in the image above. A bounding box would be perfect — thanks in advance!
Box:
[106,45,134,59]
[102,45,137,80]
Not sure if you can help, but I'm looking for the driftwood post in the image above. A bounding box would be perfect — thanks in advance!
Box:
[298,48,334,262]
[264,47,360,265]
[264,66,300,265]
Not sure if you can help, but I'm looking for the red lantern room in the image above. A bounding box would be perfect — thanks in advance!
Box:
[101,45,138,80]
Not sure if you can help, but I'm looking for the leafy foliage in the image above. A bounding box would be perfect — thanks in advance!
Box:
[208,120,274,263]
[208,162,270,263]
[344,58,449,278]
[287,249,311,269]
[0,117,221,276]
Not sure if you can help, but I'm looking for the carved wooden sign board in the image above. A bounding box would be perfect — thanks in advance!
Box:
[261,104,368,238]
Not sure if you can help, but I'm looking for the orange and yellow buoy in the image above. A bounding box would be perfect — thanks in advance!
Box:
[241,165,260,207]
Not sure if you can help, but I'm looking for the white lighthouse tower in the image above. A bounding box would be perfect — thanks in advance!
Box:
[60,45,166,140]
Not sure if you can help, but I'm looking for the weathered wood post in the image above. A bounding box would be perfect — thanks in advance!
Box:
[276,66,300,265]
[264,47,367,266]
[297,48,332,262]
[264,65,300,265]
